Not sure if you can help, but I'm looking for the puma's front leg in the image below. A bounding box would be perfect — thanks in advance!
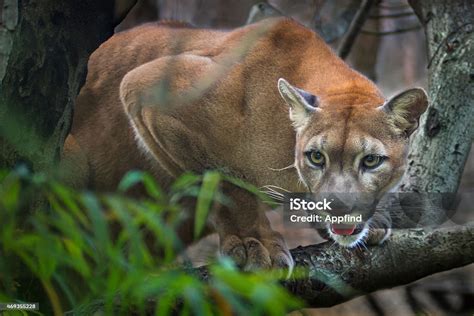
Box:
[119,54,293,274]
[365,212,392,245]
[211,185,294,276]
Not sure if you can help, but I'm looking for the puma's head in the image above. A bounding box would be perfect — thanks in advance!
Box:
[278,78,428,247]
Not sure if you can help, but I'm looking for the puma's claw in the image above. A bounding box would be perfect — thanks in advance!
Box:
[220,234,294,279]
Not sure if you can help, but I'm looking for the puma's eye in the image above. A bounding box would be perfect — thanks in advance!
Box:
[306,151,325,167]
[362,155,385,169]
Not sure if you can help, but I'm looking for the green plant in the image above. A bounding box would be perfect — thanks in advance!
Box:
[0,168,301,315]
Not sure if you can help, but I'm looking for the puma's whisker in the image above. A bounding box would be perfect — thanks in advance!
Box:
[261,191,285,202]
[268,163,296,172]
[260,184,291,193]
[360,240,369,251]
[259,188,283,198]
[259,187,285,203]
[328,240,338,250]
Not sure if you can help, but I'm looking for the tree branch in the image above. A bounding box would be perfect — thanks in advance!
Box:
[196,223,474,308]
[368,12,414,19]
[337,0,376,59]
[360,25,422,36]
[114,0,138,27]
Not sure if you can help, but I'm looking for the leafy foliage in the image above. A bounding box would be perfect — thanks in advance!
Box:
[0,168,301,315]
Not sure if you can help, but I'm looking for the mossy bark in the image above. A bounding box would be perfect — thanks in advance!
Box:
[400,0,474,194]
[0,0,116,173]
[195,223,474,308]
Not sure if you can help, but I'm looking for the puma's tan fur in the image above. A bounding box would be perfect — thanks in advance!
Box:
[66,18,428,272]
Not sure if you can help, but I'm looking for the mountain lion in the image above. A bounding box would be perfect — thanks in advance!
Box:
[65,18,428,274]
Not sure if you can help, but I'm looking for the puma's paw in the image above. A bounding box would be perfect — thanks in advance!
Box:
[366,227,392,246]
[220,234,294,278]
[366,214,392,246]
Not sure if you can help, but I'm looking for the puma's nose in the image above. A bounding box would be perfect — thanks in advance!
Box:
[324,175,356,193]
[327,194,357,215]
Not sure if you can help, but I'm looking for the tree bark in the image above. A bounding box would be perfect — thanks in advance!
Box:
[0,0,116,172]
[115,0,158,31]
[196,223,474,308]
[399,0,474,194]
[81,223,473,314]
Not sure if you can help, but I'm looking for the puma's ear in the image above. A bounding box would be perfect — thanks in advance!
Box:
[379,88,428,137]
[278,78,319,130]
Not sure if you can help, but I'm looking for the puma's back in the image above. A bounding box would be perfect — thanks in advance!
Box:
[71,22,226,189]
[72,18,386,192]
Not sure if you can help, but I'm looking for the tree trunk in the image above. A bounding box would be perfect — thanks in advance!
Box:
[0,0,116,173]
[400,0,474,194]
[115,0,158,31]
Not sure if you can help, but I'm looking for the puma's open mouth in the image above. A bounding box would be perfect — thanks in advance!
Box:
[330,223,364,236]
[326,221,369,248]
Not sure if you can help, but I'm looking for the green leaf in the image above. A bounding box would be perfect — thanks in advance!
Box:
[170,172,201,192]
[62,238,91,277]
[81,193,109,249]
[0,175,20,211]
[117,170,145,192]
[117,170,164,200]
[194,171,221,239]
[223,174,273,204]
